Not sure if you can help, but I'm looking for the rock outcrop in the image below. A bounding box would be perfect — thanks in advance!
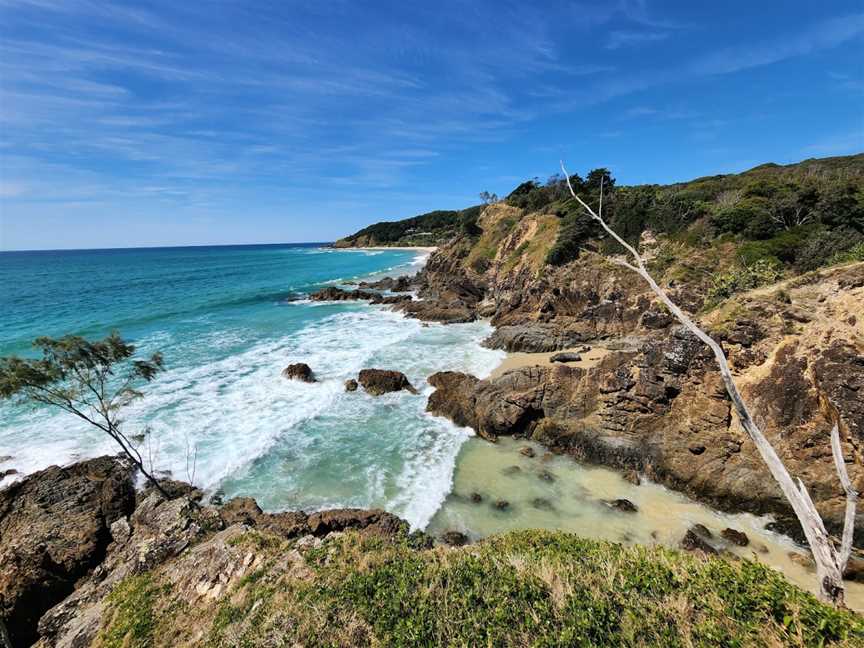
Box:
[426,263,864,544]
[309,286,411,305]
[0,458,415,648]
[358,369,419,396]
[0,456,135,648]
[282,362,316,383]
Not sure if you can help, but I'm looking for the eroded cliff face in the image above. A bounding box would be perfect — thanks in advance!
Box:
[415,205,864,544]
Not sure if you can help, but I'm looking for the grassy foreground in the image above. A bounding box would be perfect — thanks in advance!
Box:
[97,529,862,648]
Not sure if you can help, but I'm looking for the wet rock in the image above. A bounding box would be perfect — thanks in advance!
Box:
[209,489,225,506]
[307,508,409,538]
[310,286,410,306]
[537,470,556,483]
[493,500,510,511]
[623,470,640,485]
[396,300,476,324]
[282,362,316,383]
[345,378,358,392]
[220,496,263,526]
[720,528,749,547]
[441,531,468,546]
[681,529,718,554]
[0,456,135,648]
[0,456,12,463]
[788,551,816,572]
[531,498,555,511]
[550,352,582,363]
[358,369,418,395]
[0,468,18,480]
[607,499,638,513]
[426,371,479,428]
[519,446,536,458]
[690,524,713,539]
[469,492,483,504]
[688,445,706,455]
[844,556,864,583]
[502,465,522,476]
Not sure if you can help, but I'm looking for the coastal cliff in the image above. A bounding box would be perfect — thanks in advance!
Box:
[338,154,864,543]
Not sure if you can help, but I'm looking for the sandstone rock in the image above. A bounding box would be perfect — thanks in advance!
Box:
[483,323,588,352]
[681,529,718,554]
[441,530,468,546]
[0,456,135,648]
[426,371,479,428]
[550,352,582,363]
[358,369,418,396]
[345,379,358,392]
[720,528,749,547]
[282,362,316,383]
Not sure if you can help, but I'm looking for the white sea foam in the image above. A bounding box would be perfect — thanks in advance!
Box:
[0,301,504,530]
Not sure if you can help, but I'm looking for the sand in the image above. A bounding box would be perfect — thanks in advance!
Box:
[489,345,611,379]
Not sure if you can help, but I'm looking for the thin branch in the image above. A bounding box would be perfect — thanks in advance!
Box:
[831,422,858,573]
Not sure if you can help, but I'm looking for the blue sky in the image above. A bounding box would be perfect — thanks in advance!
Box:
[0,0,862,250]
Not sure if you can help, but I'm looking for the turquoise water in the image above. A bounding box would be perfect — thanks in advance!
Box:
[0,244,503,528]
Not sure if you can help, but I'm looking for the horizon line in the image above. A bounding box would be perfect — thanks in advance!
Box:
[0,241,336,254]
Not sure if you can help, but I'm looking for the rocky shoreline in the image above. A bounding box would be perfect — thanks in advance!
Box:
[328,227,864,547]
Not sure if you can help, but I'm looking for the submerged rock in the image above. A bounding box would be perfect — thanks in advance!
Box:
[681,529,718,555]
[531,497,556,511]
[537,470,556,483]
[282,362,316,383]
[502,465,522,476]
[441,531,468,546]
[358,369,418,395]
[469,492,483,503]
[690,524,713,539]
[606,499,638,513]
[519,446,536,458]
[493,500,510,511]
[720,528,750,547]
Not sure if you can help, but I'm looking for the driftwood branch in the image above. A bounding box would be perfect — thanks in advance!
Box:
[561,160,855,606]
[831,422,858,574]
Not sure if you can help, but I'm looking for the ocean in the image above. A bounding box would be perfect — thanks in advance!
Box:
[0,244,502,529]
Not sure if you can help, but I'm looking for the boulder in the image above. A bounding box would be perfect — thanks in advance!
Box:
[345,379,358,392]
[306,508,408,538]
[606,499,638,513]
[426,371,479,428]
[282,363,316,383]
[483,323,588,353]
[550,352,582,363]
[720,528,750,547]
[358,369,418,396]
[0,456,135,648]
[681,529,718,555]
[519,446,536,458]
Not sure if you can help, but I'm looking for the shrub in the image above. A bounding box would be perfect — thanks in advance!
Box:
[707,259,783,305]
[796,228,864,271]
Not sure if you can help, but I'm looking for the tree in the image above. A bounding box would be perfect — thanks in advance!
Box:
[561,161,858,607]
[0,332,168,496]
[479,191,499,205]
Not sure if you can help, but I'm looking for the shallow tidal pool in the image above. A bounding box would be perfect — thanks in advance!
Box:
[427,436,864,610]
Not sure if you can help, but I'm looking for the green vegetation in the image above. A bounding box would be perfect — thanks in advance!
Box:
[97,574,166,648]
[336,205,485,247]
[706,259,784,305]
[112,529,863,647]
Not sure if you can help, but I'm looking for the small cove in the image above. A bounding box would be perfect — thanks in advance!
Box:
[428,436,864,610]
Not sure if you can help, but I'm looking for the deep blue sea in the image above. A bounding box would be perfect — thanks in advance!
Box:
[0,244,501,528]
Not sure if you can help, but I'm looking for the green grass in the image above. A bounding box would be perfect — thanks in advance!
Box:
[97,574,166,648]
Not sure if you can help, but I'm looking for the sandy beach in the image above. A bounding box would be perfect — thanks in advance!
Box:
[489,345,611,379]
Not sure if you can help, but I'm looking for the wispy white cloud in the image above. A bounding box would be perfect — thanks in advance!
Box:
[606,30,669,50]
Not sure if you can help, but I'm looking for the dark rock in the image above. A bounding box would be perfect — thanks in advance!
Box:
[531,497,555,511]
[282,362,316,383]
[688,445,706,455]
[307,508,408,538]
[469,492,483,503]
[0,456,12,463]
[426,371,479,428]
[690,524,713,539]
[0,456,135,648]
[220,496,263,526]
[844,556,864,583]
[0,469,18,480]
[493,500,510,511]
[345,379,358,392]
[681,529,718,554]
[606,499,638,513]
[358,275,416,292]
[623,470,640,485]
[441,530,468,546]
[483,323,588,353]
[309,286,411,306]
[358,369,418,396]
[550,352,582,363]
[519,446,536,458]
[396,300,476,324]
[720,528,749,547]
